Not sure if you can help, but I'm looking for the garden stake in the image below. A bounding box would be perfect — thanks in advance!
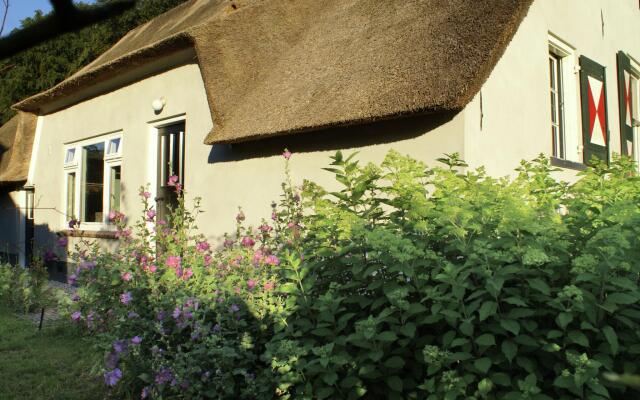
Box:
[39,307,45,331]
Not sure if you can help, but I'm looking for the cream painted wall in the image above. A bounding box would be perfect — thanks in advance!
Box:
[464,0,640,179]
[33,61,466,249]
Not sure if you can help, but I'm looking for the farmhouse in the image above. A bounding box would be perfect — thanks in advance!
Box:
[1,0,639,270]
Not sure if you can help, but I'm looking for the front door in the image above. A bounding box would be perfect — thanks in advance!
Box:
[156,122,185,225]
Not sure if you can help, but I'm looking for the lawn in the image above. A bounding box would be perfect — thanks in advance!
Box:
[0,307,107,400]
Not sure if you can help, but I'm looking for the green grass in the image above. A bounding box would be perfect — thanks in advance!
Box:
[0,306,108,400]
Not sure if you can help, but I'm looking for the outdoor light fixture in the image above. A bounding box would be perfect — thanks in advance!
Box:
[152,97,166,113]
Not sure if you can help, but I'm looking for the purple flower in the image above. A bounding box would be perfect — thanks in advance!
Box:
[229,303,240,313]
[120,292,132,305]
[196,241,210,252]
[121,272,132,282]
[155,368,173,385]
[43,250,58,263]
[141,387,151,399]
[282,149,292,160]
[271,211,277,221]
[167,175,179,186]
[104,368,122,387]
[265,255,280,266]
[182,310,193,320]
[127,311,139,319]
[156,310,166,321]
[241,236,255,247]
[57,236,68,247]
[212,323,221,332]
[131,336,142,345]
[71,311,82,322]
[172,307,181,319]
[113,340,128,354]
[146,209,156,221]
[71,294,80,302]
[67,274,77,285]
[68,218,79,229]
[79,260,96,270]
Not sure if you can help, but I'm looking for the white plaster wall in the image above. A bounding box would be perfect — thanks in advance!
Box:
[33,62,466,248]
[464,0,640,180]
[0,190,24,262]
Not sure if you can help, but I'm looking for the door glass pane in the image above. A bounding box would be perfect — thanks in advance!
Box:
[66,172,76,219]
[82,143,104,222]
[110,165,121,213]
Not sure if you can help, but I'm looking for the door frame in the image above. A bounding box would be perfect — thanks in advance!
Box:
[147,114,186,210]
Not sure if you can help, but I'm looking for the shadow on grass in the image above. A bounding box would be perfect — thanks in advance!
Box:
[0,306,109,400]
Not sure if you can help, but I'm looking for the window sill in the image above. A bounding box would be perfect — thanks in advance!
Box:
[550,157,587,171]
[60,229,119,240]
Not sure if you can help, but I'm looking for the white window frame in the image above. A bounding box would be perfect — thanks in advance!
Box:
[626,55,640,171]
[62,131,123,230]
[548,34,581,163]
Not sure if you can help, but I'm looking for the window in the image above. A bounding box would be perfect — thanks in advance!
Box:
[630,60,640,168]
[63,133,122,228]
[548,35,580,163]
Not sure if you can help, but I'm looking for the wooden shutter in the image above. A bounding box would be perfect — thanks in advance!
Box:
[579,56,609,165]
[617,51,634,157]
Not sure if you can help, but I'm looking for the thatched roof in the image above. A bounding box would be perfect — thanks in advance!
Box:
[14,0,533,144]
[0,112,37,187]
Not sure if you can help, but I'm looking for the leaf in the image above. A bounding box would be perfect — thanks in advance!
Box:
[386,376,403,392]
[556,312,573,330]
[605,293,637,305]
[384,356,405,370]
[377,331,398,342]
[460,320,474,337]
[529,278,550,296]
[602,325,619,355]
[322,372,338,385]
[503,296,528,307]
[474,357,492,373]
[479,301,497,321]
[399,323,416,338]
[476,334,496,347]
[500,319,520,335]
[568,331,589,347]
[501,340,517,362]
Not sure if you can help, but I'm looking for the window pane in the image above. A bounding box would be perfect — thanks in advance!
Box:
[109,165,121,213]
[82,143,104,222]
[108,138,121,155]
[65,148,76,164]
[66,173,76,219]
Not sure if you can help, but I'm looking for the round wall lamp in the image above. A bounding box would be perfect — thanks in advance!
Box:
[152,97,166,113]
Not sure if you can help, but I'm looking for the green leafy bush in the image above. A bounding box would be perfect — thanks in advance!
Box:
[0,259,52,314]
[66,151,640,399]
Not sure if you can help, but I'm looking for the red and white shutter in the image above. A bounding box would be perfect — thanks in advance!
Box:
[579,55,610,165]
[617,51,634,157]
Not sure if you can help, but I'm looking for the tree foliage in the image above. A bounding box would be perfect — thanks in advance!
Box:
[0,0,187,124]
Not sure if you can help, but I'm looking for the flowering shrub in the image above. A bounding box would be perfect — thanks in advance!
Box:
[66,150,640,399]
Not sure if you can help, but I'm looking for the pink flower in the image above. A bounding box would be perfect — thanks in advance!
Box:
[263,281,275,292]
[252,250,264,266]
[265,255,280,266]
[203,255,212,267]
[196,241,210,252]
[223,238,234,248]
[241,236,255,247]
[166,256,181,269]
[182,268,193,280]
[247,279,256,290]
[57,236,68,247]
[146,210,156,221]
[121,272,132,282]
[271,211,277,221]
[141,190,151,199]
[259,224,273,233]
[157,219,167,226]
[108,210,117,221]
[68,274,77,285]
[144,264,157,273]
[282,149,292,160]
[71,311,82,322]
[167,175,179,186]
